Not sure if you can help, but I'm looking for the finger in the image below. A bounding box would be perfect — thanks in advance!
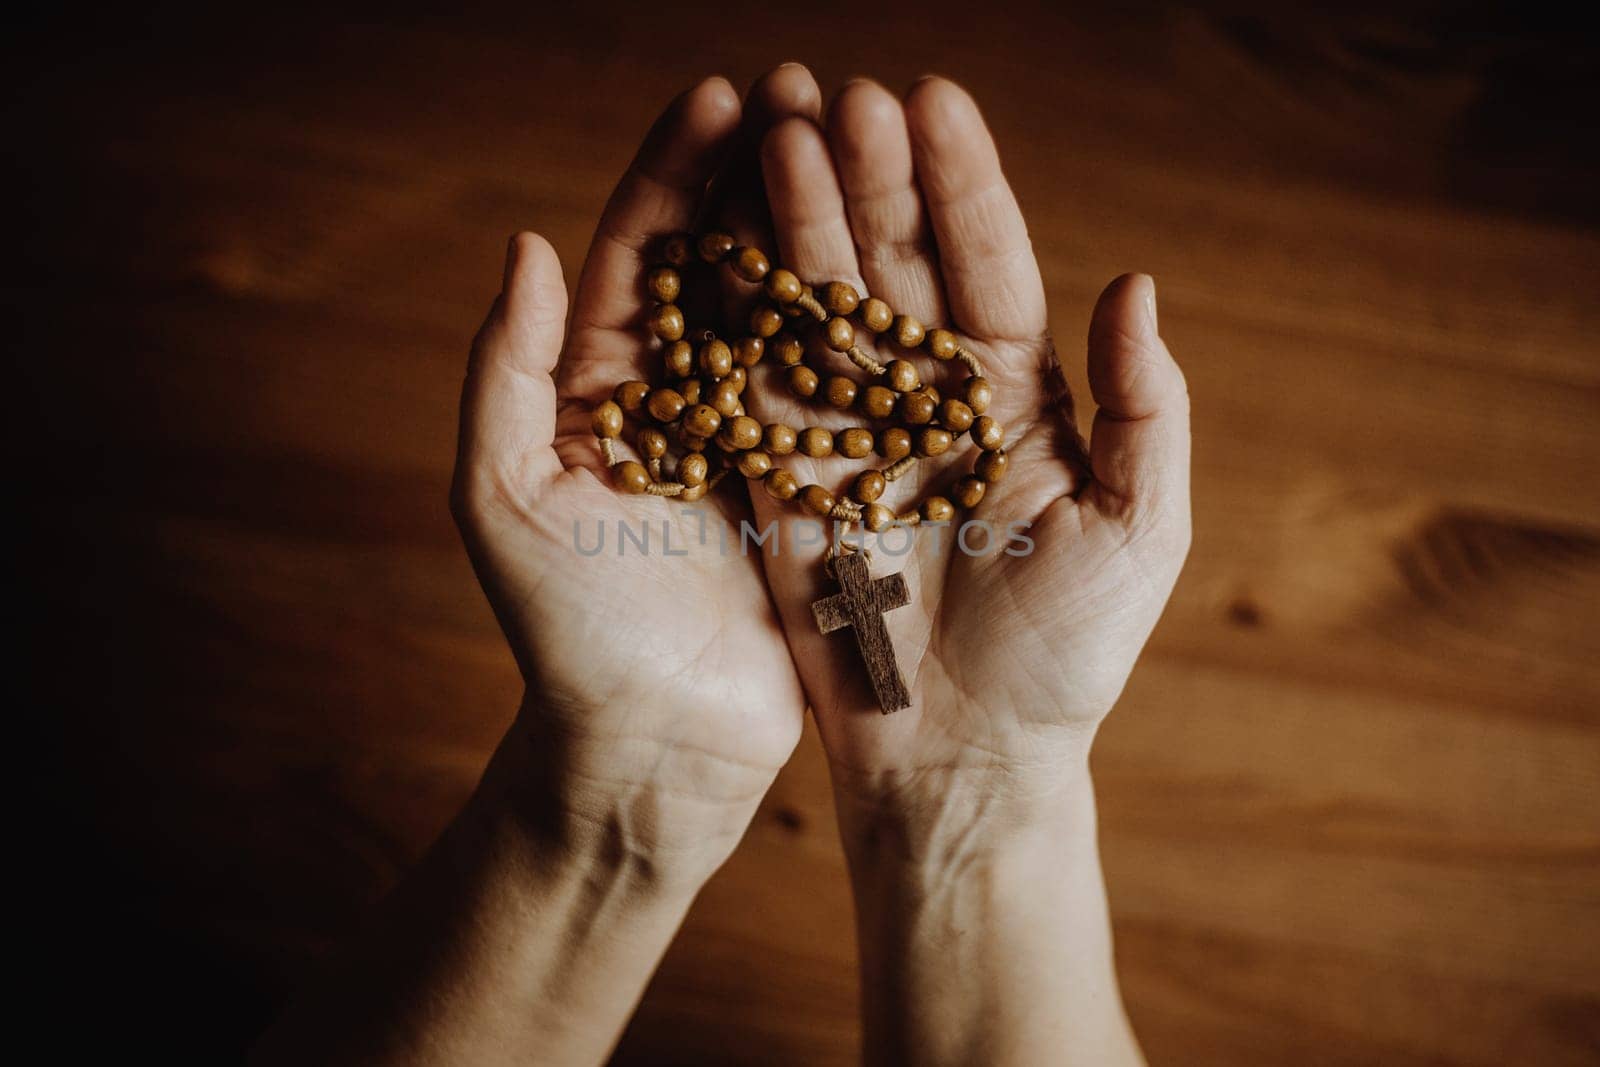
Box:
[1085,274,1190,522]
[706,63,823,248]
[903,77,1048,347]
[761,115,865,296]
[827,78,946,324]
[754,116,869,502]
[559,76,741,404]
[704,65,823,333]
[456,232,569,505]
[755,107,878,513]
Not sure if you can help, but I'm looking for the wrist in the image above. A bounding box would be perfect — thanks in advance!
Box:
[475,691,769,896]
[830,740,1096,877]
[838,765,1140,1066]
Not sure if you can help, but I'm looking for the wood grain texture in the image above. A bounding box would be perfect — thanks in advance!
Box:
[11,3,1599,1063]
[813,551,912,713]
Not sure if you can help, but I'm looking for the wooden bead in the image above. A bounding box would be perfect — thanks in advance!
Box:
[764,423,798,455]
[681,403,721,439]
[890,315,925,348]
[877,427,912,461]
[678,452,709,487]
[764,468,800,501]
[787,365,819,398]
[662,234,694,267]
[647,266,681,303]
[765,268,803,304]
[771,332,805,366]
[838,427,875,459]
[647,387,686,422]
[751,305,783,338]
[614,380,650,418]
[698,231,735,262]
[679,481,709,502]
[678,378,702,405]
[822,281,860,316]
[637,427,668,459]
[971,415,1004,451]
[613,460,650,494]
[859,297,893,333]
[921,496,955,523]
[798,427,834,458]
[679,426,707,451]
[952,475,987,509]
[733,336,764,367]
[886,359,920,393]
[738,449,774,478]
[862,502,895,532]
[859,384,897,419]
[826,317,855,352]
[920,384,941,405]
[962,376,993,414]
[975,448,1009,484]
[717,415,763,452]
[852,469,887,503]
[899,390,936,425]
[698,338,733,378]
[938,398,974,433]
[725,365,748,393]
[826,375,859,410]
[914,426,953,458]
[732,246,770,282]
[925,328,960,360]
[709,379,741,417]
[590,400,624,438]
[662,339,693,377]
[650,304,685,342]
[800,484,836,517]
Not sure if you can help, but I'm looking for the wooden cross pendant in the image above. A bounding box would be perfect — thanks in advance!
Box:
[811,551,911,713]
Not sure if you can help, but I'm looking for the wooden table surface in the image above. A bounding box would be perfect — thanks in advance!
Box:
[16,5,1599,1063]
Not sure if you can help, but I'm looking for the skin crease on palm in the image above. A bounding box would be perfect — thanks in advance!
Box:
[452,63,1190,867]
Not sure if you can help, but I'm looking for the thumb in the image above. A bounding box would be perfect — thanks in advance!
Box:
[1085,274,1190,526]
[454,232,569,513]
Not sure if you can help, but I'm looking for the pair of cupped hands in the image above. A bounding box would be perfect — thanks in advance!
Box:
[452,65,1190,883]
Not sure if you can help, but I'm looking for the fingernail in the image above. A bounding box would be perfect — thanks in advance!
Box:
[1141,274,1159,335]
[695,74,736,99]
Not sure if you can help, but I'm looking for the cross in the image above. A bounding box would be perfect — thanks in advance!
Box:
[811,550,911,713]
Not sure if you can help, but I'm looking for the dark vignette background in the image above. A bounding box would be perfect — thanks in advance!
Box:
[11,2,1599,1062]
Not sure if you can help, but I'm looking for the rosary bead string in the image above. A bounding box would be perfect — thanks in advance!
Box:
[796,291,828,321]
[883,456,917,482]
[845,345,887,375]
[591,233,1012,541]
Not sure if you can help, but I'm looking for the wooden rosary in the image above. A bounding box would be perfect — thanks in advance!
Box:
[590,231,1009,712]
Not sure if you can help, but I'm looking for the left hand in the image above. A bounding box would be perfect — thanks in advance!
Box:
[740,76,1192,833]
[452,68,825,883]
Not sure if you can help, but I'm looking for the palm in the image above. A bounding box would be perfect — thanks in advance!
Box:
[730,77,1190,794]
[470,474,802,792]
